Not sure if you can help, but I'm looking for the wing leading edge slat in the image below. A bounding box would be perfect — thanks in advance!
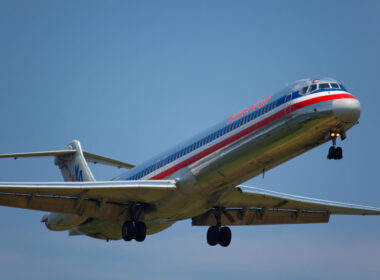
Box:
[221,186,380,215]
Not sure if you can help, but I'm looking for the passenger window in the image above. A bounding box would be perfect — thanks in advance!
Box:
[319,83,330,89]
[330,83,339,88]
[308,84,318,93]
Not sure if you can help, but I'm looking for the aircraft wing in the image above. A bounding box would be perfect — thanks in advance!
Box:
[0,180,176,221]
[192,185,380,226]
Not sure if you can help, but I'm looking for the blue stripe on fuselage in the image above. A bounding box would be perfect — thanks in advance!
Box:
[118,88,346,180]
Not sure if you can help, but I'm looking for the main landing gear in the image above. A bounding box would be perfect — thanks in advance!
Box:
[327,132,343,160]
[207,225,232,247]
[206,207,232,247]
[122,221,147,242]
[121,203,147,242]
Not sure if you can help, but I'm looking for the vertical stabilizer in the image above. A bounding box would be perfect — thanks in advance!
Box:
[54,140,95,182]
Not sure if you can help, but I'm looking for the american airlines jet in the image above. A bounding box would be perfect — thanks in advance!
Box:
[0,77,378,247]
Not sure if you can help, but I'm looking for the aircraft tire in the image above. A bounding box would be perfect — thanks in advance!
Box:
[336,147,343,160]
[207,226,219,246]
[219,227,231,247]
[135,221,147,242]
[122,221,135,241]
[327,146,335,159]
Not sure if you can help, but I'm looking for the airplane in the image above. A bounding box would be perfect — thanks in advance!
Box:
[0,77,379,247]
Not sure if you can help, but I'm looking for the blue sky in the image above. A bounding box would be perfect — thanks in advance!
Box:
[0,0,380,279]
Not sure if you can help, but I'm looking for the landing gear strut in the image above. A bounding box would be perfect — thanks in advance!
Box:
[206,207,232,247]
[327,132,343,160]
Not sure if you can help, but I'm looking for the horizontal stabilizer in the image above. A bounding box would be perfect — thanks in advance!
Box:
[0,150,76,159]
[0,150,134,169]
[83,152,135,169]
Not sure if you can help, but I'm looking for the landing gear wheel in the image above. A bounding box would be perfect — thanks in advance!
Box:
[327,146,343,160]
[336,147,343,160]
[327,132,344,160]
[327,146,335,160]
[207,226,219,246]
[122,221,135,241]
[135,221,147,242]
[219,227,232,247]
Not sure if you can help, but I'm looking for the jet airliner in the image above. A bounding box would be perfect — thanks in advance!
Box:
[0,77,378,247]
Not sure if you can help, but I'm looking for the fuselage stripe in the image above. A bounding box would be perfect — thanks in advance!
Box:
[149,93,355,180]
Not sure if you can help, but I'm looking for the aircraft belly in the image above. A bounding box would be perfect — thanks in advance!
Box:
[196,105,341,197]
[149,103,343,221]
[70,218,176,240]
[190,101,341,189]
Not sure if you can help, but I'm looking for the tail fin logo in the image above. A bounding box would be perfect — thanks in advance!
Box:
[73,164,83,182]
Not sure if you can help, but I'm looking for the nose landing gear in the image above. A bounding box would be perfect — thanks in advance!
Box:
[327,132,343,160]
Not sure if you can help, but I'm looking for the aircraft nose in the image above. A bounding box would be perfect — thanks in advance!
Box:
[332,97,361,123]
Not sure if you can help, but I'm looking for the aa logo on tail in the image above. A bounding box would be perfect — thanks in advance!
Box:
[72,164,83,182]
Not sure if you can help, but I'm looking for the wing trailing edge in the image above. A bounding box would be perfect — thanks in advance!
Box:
[192,185,380,226]
[0,180,176,220]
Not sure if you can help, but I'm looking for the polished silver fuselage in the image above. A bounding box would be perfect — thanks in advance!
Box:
[77,78,361,238]
[150,99,352,221]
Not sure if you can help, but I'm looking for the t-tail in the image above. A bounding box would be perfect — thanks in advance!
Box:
[55,140,95,182]
[0,140,135,231]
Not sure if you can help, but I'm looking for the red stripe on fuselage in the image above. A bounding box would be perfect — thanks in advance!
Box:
[149,93,356,180]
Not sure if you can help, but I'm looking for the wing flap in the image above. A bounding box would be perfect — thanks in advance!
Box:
[0,180,176,219]
[193,185,380,226]
[192,208,329,226]
[0,193,131,220]
[0,180,176,202]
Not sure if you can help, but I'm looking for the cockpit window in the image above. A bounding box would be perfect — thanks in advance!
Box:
[339,84,347,91]
[300,86,308,94]
[308,84,318,93]
[330,83,339,88]
[319,83,331,89]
